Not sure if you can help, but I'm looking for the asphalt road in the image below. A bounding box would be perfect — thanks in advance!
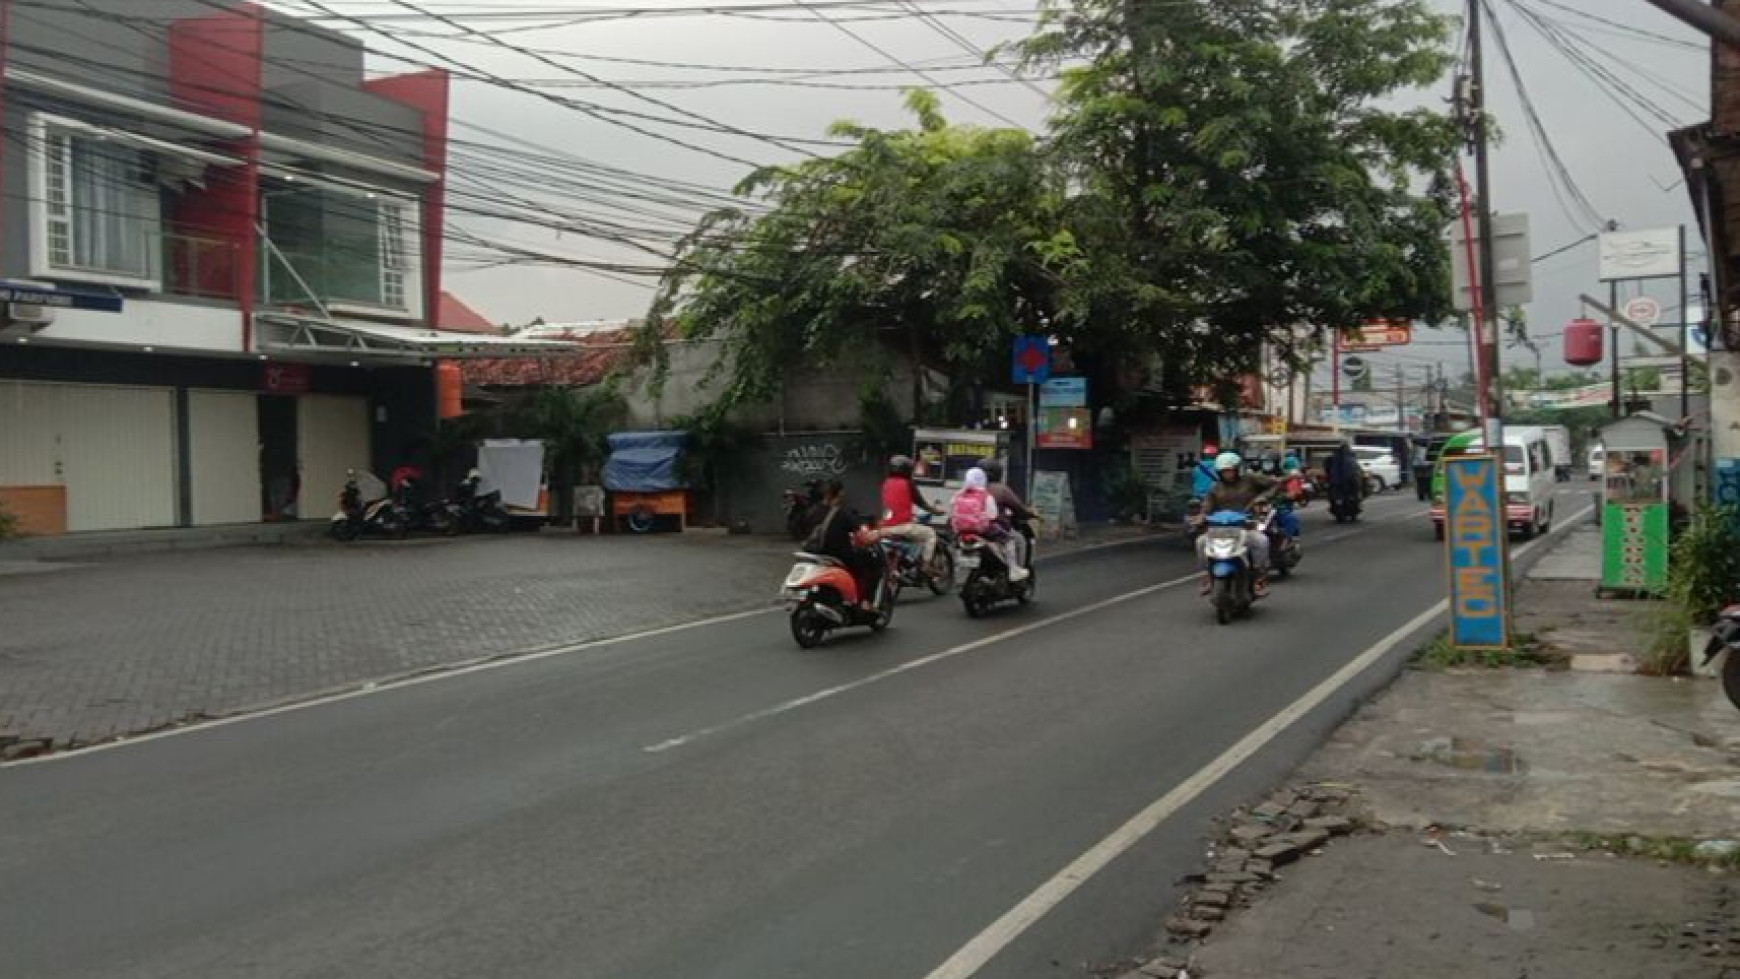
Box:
[0,489,1583,979]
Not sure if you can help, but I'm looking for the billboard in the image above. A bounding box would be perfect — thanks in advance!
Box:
[1599,227,1681,281]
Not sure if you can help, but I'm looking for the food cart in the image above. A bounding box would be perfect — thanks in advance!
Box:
[603,431,690,533]
[1598,413,1677,597]
[911,428,1011,489]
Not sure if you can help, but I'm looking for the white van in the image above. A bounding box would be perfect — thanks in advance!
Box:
[1500,430,1557,538]
[1432,428,1557,539]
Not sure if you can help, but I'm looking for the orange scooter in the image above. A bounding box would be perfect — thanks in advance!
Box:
[781,530,897,648]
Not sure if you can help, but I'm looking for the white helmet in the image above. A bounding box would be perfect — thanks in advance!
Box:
[1214,452,1243,472]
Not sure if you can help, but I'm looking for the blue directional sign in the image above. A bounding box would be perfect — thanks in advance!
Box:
[1011,335,1052,385]
[0,280,123,313]
[1444,454,1510,649]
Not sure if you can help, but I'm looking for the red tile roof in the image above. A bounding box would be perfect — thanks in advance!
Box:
[460,325,640,387]
[437,292,500,335]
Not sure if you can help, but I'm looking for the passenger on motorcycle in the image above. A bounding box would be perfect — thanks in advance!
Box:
[877,455,945,577]
[810,478,881,610]
[1197,453,1279,596]
[950,467,1030,582]
[982,460,1036,578]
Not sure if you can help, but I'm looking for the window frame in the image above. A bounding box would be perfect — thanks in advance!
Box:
[261,171,423,322]
[26,112,165,291]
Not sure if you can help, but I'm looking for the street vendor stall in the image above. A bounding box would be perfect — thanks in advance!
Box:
[603,431,689,533]
[1598,413,1680,597]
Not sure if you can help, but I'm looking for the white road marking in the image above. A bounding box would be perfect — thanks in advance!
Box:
[4,606,780,768]
[644,569,1204,753]
[916,511,1588,979]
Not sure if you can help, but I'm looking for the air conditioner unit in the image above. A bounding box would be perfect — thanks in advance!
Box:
[7,303,56,329]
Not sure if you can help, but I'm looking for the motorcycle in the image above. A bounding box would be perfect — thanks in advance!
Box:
[782,531,897,649]
[1253,498,1301,579]
[783,480,825,540]
[1698,604,1740,712]
[884,512,956,597]
[1328,485,1362,524]
[330,470,407,541]
[395,471,461,536]
[1201,510,1260,624]
[453,470,511,533]
[957,521,1036,618]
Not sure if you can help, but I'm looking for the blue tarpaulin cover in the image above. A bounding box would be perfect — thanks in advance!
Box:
[603,431,688,492]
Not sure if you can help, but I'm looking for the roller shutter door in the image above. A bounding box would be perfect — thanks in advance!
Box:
[188,390,261,526]
[297,395,371,510]
[0,380,176,531]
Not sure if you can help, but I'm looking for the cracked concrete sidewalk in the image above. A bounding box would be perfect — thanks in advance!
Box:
[1155,524,1740,979]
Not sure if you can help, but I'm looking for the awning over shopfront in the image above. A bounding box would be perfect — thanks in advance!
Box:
[254,311,579,363]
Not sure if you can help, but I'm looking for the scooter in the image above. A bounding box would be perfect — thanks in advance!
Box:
[1253,498,1301,579]
[956,521,1036,618]
[1201,510,1260,624]
[782,532,897,648]
[1328,485,1362,524]
[1698,604,1740,712]
[330,470,407,541]
[453,470,511,533]
[396,471,462,536]
[885,512,955,597]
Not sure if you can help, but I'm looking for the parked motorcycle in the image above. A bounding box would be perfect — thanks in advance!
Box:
[1253,498,1302,579]
[395,471,461,536]
[783,480,825,540]
[330,470,407,541]
[1201,510,1260,624]
[782,532,896,648]
[1699,604,1740,712]
[453,469,510,533]
[957,521,1036,617]
[885,512,955,597]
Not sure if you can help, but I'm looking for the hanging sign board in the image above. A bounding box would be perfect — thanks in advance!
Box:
[1036,407,1093,449]
[262,362,312,395]
[1341,320,1414,351]
[1039,377,1088,407]
[1599,227,1681,281]
[1444,454,1510,649]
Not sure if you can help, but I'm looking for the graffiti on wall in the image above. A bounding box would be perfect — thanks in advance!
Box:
[780,441,849,478]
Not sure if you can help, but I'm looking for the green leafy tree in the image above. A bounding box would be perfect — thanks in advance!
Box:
[644,90,1075,417]
[1021,0,1459,378]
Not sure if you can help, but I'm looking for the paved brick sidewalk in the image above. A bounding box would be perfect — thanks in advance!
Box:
[0,523,1170,752]
[0,533,796,750]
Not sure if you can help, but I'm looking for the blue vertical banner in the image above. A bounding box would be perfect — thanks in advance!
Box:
[1444,455,1510,649]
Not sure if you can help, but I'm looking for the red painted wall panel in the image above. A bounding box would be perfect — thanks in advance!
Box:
[363,70,450,327]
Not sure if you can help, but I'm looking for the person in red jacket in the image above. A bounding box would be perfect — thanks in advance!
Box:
[878,455,945,580]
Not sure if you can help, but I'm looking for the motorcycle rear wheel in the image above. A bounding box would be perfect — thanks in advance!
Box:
[1212,577,1235,625]
[926,549,955,596]
[331,521,359,542]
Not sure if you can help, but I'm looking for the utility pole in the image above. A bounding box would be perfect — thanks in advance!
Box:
[1395,365,1407,434]
[1468,0,1503,448]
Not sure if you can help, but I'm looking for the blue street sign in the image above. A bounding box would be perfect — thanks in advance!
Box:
[0,280,123,313]
[1444,454,1509,648]
[1011,335,1051,385]
[1039,376,1086,408]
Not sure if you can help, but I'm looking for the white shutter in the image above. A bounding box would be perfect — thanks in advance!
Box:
[297,395,372,511]
[188,390,261,525]
[0,381,175,531]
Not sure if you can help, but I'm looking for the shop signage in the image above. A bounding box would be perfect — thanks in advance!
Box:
[1341,319,1413,351]
[1036,407,1092,449]
[1039,377,1087,408]
[263,362,312,395]
[1444,454,1509,648]
[0,279,124,313]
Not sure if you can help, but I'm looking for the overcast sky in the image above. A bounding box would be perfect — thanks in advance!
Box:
[281,0,1711,386]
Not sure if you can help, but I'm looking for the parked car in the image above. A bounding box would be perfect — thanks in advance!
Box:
[1354,446,1401,493]
[1588,444,1605,480]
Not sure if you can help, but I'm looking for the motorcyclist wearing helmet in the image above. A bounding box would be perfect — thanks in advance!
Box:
[1198,452,1279,595]
[878,454,945,577]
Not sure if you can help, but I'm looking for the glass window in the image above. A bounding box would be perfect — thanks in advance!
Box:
[41,128,160,283]
[263,185,415,312]
[1502,445,1524,475]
